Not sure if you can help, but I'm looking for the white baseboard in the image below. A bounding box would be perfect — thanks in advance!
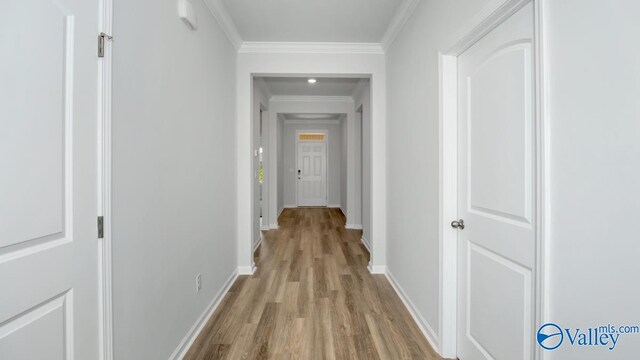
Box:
[368,265,386,274]
[360,236,371,252]
[270,207,285,230]
[253,237,263,252]
[339,207,346,217]
[170,269,238,360]
[385,268,441,356]
[284,204,297,208]
[327,204,341,208]
[260,225,270,231]
[346,224,363,230]
[238,265,255,275]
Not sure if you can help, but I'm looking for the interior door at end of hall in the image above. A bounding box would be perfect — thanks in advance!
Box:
[297,141,327,207]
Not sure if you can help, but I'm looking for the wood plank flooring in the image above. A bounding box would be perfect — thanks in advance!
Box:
[184,208,442,360]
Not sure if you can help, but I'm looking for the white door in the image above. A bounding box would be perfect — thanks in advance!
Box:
[0,0,102,358]
[297,142,327,207]
[456,3,535,360]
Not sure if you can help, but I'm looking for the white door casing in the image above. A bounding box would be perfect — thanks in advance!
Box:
[296,136,327,207]
[456,3,536,360]
[0,0,101,358]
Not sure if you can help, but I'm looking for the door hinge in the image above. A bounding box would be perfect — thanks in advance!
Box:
[98,32,113,58]
[97,216,104,238]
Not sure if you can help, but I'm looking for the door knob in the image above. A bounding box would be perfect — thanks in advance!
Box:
[451,219,465,229]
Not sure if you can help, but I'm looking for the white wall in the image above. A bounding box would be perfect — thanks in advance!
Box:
[237,52,386,273]
[282,122,342,206]
[546,1,640,358]
[353,81,371,245]
[111,1,237,358]
[385,0,496,353]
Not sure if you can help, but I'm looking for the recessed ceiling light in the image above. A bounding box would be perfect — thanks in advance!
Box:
[307,78,317,84]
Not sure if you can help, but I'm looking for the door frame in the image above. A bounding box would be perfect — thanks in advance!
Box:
[294,129,329,207]
[437,0,549,358]
[98,0,114,358]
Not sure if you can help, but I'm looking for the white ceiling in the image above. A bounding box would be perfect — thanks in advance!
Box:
[282,113,343,120]
[258,77,365,97]
[220,0,404,43]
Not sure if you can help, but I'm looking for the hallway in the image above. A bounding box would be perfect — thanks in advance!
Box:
[184,208,441,359]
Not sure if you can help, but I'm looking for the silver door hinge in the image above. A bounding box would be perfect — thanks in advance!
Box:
[97,216,104,238]
[98,32,113,58]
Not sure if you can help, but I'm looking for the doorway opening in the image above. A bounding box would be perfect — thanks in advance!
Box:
[250,76,374,270]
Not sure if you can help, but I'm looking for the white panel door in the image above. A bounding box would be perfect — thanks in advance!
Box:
[297,142,327,207]
[457,3,535,360]
[0,0,101,358]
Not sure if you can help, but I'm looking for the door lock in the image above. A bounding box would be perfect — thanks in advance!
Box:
[451,219,465,229]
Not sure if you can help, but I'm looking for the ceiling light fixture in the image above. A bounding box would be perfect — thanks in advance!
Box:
[307,78,317,84]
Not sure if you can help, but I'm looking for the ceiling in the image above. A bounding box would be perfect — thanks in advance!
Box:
[258,77,365,97]
[220,0,404,43]
[282,113,343,121]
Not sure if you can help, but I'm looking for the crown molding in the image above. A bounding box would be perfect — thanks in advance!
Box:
[203,0,420,54]
[239,42,384,54]
[270,95,354,103]
[380,0,420,52]
[203,0,243,50]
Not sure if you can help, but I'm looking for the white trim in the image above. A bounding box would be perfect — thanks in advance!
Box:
[253,236,263,252]
[345,224,362,230]
[283,204,297,208]
[533,1,550,359]
[360,236,371,252]
[437,1,544,358]
[271,95,354,103]
[443,0,530,54]
[239,42,384,54]
[270,207,285,229]
[385,269,440,354]
[237,265,256,275]
[339,207,347,218]
[368,265,386,274]
[98,0,113,358]
[284,119,341,125]
[169,269,239,360]
[327,204,342,208]
[202,0,242,50]
[438,52,458,359]
[380,0,420,51]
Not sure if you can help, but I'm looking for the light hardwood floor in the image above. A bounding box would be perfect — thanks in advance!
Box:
[184,208,442,360]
